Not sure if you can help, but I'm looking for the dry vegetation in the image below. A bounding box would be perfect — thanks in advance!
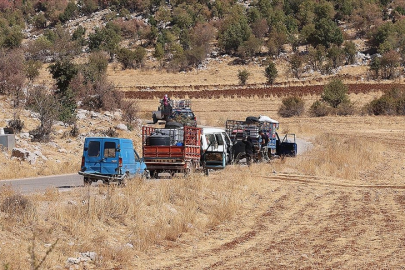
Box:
[1,77,405,268]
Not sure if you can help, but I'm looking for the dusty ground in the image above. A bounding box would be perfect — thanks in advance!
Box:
[132,114,405,269]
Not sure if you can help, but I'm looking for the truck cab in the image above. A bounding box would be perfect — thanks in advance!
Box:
[79,137,147,185]
[201,127,233,174]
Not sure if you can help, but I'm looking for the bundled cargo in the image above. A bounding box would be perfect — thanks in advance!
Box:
[142,125,202,178]
[225,115,297,161]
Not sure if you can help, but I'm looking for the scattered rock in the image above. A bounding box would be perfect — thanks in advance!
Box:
[116,123,128,131]
[19,133,30,139]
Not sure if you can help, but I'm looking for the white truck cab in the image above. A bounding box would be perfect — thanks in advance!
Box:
[200,127,233,174]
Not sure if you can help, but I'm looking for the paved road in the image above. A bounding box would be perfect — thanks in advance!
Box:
[0,173,84,193]
[0,138,311,194]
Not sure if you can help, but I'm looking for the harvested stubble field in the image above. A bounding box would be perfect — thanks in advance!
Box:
[1,60,405,269]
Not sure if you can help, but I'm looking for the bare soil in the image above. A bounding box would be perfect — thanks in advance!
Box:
[133,115,405,269]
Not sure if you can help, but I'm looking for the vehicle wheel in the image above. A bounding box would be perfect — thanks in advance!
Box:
[83,177,92,186]
[120,174,128,186]
[143,170,150,179]
[233,152,246,165]
[204,167,209,176]
[152,114,158,124]
[185,161,195,177]
[149,170,156,179]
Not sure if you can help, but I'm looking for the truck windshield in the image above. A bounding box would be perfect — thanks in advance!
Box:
[88,141,100,157]
[104,142,116,157]
[215,134,224,145]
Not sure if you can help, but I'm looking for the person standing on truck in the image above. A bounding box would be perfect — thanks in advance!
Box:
[162,94,172,121]
[242,134,255,166]
[163,94,170,106]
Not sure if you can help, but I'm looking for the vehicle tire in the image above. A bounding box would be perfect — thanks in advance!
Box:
[120,174,128,187]
[149,170,156,179]
[233,152,246,165]
[83,177,92,186]
[143,170,151,179]
[152,114,158,124]
[185,161,195,177]
[204,167,209,176]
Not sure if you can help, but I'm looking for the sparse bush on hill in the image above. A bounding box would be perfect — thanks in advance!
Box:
[7,118,24,133]
[116,47,137,69]
[278,96,305,117]
[48,59,78,95]
[335,100,355,116]
[26,85,60,142]
[2,25,23,49]
[264,61,278,85]
[80,77,123,112]
[380,50,401,79]
[121,100,139,130]
[308,45,327,72]
[289,53,305,79]
[88,22,122,61]
[326,44,344,69]
[25,59,43,82]
[364,87,405,115]
[102,127,119,137]
[238,69,250,85]
[0,49,26,107]
[343,41,357,65]
[310,100,330,117]
[80,51,109,83]
[59,1,78,23]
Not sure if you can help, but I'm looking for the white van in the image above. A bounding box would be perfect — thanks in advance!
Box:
[200,127,233,173]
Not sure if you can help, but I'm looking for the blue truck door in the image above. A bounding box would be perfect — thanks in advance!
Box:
[85,139,102,173]
[134,150,143,174]
[119,140,136,175]
[100,138,120,175]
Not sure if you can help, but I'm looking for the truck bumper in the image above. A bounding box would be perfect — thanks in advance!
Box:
[78,171,126,181]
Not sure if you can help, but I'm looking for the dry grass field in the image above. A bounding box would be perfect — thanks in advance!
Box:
[2,99,405,268]
[1,57,405,269]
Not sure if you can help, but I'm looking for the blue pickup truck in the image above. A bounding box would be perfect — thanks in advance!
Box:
[78,137,148,185]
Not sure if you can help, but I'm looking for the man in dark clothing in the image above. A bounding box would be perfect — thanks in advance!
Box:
[259,130,269,146]
[232,140,246,161]
[259,130,270,161]
[242,135,255,166]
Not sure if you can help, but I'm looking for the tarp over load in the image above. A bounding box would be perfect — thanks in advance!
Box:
[259,115,279,124]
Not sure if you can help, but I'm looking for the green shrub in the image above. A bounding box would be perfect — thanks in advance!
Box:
[335,100,355,116]
[364,87,405,115]
[310,100,330,117]
[365,96,396,115]
[278,96,305,117]
[7,118,24,133]
[238,69,250,85]
[321,79,349,108]
[264,61,277,85]
[116,47,136,69]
